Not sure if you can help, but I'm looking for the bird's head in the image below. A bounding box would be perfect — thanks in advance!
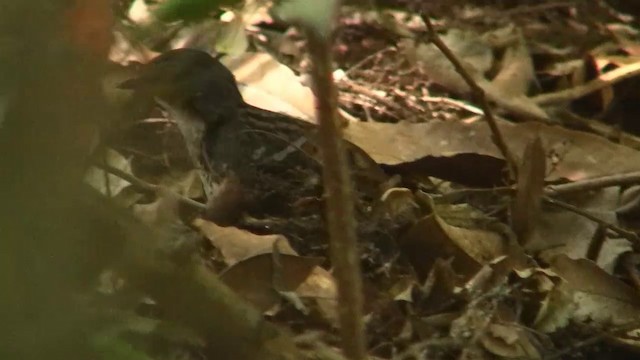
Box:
[119,48,244,123]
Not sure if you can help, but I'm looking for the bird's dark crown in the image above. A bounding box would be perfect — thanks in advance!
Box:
[120,48,244,116]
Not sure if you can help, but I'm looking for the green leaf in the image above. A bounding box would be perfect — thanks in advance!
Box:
[154,0,243,22]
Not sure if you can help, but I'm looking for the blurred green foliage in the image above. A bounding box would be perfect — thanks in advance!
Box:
[154,0,243,22]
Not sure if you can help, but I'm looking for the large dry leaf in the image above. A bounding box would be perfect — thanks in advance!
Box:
[227,53,315,120]
[220,253,323,312]
[535,255,640,333]
[481,322,542,359]
[511,136,546,245]
[532,188,631,274]
[491,30,535,97]
[399,202,506,281]
[193,218,296,265]
[295,266,338,325]
[195,219,338,322]
[344,117,640,183]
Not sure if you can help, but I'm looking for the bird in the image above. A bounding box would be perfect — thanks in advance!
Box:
[120,48,394,253]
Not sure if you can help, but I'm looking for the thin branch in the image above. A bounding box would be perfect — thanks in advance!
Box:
[420,14,518,180]
[544,196,640,245]
[345,46,394,75]
[440,172,640,200]
[532,61,640,105]
[97,163,207,211]
[306,23,367,360]
[545,171,640,195]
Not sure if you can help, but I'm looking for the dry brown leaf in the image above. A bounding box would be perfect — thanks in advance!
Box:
[344,118,640,183]
[488,92,549,121]
[295,266,338,325]
[194,219,338,321]
[535,255,640,332]
[399,201,506,281]
[417,258,459,310]
[193,218,296,265]
[511,136,546,246]
[227,53,315,120]
[380,187,422,223]
[532,188,626,270]
[481,323,542,359]
[220,253,323,312]
[491,30,535,97]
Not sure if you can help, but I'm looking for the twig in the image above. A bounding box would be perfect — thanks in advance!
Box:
[532,61,640,105]
[545,171,640,195]
[97,163,207,211]
[342,80,406,113]
[442,172,640,199]
[420,14,518,180]
[345,46,394,75]
[558,110,640,151]
[422,95,484,115]
[543,196,640,244]
[305,17,367,360]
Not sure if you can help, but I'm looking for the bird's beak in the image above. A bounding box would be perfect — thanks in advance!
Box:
[117,61,177,99]
[117,58,174,91]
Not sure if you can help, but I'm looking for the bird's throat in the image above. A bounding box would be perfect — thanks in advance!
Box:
[157,98,214,198]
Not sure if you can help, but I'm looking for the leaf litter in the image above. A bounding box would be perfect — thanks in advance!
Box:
[98,1,640,359]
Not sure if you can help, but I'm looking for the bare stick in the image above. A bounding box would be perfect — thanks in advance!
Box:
[443,171,640,198]
[306,25,367,360]
[546,171,640,195]
[97,163,207,211]
[420,14,518,180]
[532,61,640,105]
[544,196,640,244]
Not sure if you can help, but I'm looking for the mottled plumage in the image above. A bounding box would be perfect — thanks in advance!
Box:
[121,48,393,252]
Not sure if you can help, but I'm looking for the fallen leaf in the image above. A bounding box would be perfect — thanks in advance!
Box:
[193,218,296,265]
[220,253,323,312]
[533,187,625,271]
[344,118,640,184]
[227,53,315,120]
[491,30,535,97]
[399,198,506,281]
[481,323,542,359]
[535,255,640,332]
[511,136,546,245]
[295,266,338,325]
